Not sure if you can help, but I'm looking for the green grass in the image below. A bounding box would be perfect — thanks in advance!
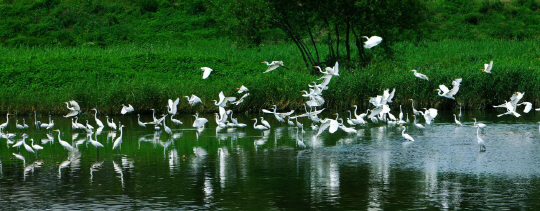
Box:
[0,39,539,115]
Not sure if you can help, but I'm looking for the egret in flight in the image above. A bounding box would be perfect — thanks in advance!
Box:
[482,61,493,74]
[261,61,284,73]
[362,36,382,49]
[121,104,134,115]
[435,78,462,100]
[410,69,429,81]
[201,67,213,79]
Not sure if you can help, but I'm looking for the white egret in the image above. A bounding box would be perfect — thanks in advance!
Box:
[88,133,104,149]
[91,108,105,128]
[237,85,249,93]
[232,93,250,105]
[171,114,183,125]
[137,114,146,127]
[53,129,73,151]
[338,119,357,134]
[261,61,284,73]
[63,100,81,117]
[453,114,462,126]
[162,116,172,135]
[121,104,134,115]
[476,127,486,152]
[185,94,202,106]
[46,120,54,130]
[201,67,213,79]
[458,105,462,120]
[362,36,382,49]
[410,69,429,81]
[31,139,43,151]
[287,117,295,127]
[252,118,269,131]
[213,91,236,107]
[74,116,86,129]
[314,61,339,76]
[214,113,227,128]
[112,125,125,150]
[13,153,25,164]
[482,60,493,74]
[106,116,117,130]
[295,127,306,149]
[409,99,420,116]
[0,113,10,131]
[472,118,487,132]
[34,111,40,129]
[23,138,35,153]
[260,117,271,128]
[168,98,180,115]
[518,102,532,113]
[399,126,415,142]
[86,120,94,130]
[419,108,438,124]
[347,110,360,125]
[435,78,462,100]
[16,119,24,130]
[192,113,208,129]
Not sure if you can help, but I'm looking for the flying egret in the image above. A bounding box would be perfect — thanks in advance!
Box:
[121,104,134,115]
[410,69,429,81]
[232,93,250,105]
[213,91,236,107]
[518,102,532,113]
[362,36,382,49]
[261,61,284,73]
[201,67,213,79]
[482,60,493,74]
[436,78,462,100]
[91,108,105,128]
[399,126,415,142]
[63,100,81,117]
[168,98,180,115]
[237,85,249,93]
[185,95,202,106]
[476,127,486,152]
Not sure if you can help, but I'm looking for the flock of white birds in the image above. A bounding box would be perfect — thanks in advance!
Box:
[3,35,536,164]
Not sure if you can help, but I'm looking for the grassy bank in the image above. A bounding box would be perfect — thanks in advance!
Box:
[0,39,539,115]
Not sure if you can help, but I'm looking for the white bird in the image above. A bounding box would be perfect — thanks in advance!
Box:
[201,67,213,79]
[16,119,24,130]
[419,108,438,125]
[121,104,134,115]
[251,118,269,131]
[185,94,202,106]
[518,102,532,113]
[88,133,104,148]
[168,98,180,115]
[106,116,117,130]
[410,69,429,81]
[0,113,10,131]
[162,116,172,136]
[171,114,183,125]
[436,78,462,100]
[22,118,29,129]
[315,61,339,77]
[31,139,43,151]
[23,138,35,153]
[192,113,208,129]
[86,120,94,130]
[112,125,125,150]
[260,117,271,129]
[137,114,146,127]
[399,126,415,142]
[362,36,382,49]
[232,93,250,105]
[237,85,249,93]
[482,60,493,74]
[476,127,486,152]
[53,129,73,151]
[91,108,105,128]
[13,153,25,164]
[287,117,295,127]
[472,118,487,130]
[63,100,81,117]
[453,114,462,126]
[74,116,86,129]
[261,61,284,73]
[213,91,236,107]
[46,120,55,130]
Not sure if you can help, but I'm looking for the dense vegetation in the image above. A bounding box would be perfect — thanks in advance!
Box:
[0,0,539,115]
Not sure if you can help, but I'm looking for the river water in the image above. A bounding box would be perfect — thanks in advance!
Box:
[0,110,539,209]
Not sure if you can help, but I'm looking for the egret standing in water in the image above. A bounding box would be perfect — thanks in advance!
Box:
[53,129,73,151]
[453,114,462,126]
[91,108,105,128]
[476,127,486,152]
[399,126,415,142]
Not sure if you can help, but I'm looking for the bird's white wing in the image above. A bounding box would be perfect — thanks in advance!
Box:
[316,121,330,137]
[523,102,532,113]
[387,88,396,103]
[428,108,438,119]
[218,91,225,103]
[64,110,79,118]
[279,110,295,117]
[449,83,461,96]
[262,109,274,114]
[191,95,202,104]
[486,61,493,72]
[264,65,280,73]
[201,67,212,79]
[219,107,226,120]
[121,106,128,115]
[364,36,382,49]
[329,120,339,133]
[128,104,134,112]
[452,78,463,86]
[333,61,339,75]
[70,100,81,110]
[439,84,450,94]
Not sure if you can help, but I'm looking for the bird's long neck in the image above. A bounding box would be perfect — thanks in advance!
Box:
[402,127,406,135]
[353,106,358,117]
[119,126,123,137]
[335,113,339,120]
[57,131,61,140]
[253,119,258,127]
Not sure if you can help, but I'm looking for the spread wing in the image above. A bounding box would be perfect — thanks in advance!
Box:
[64,110,79,118]
[262,109,274,114]
[70,100,81,111]
[439,84,450,94]
[329,120,339,133]
[201,67,212,79]
[316,121,330,137]
[333,61,339,75]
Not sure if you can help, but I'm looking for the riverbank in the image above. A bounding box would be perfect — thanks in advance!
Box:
[0,39,539,115]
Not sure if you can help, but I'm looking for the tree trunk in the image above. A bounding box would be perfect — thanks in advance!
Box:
[345,19,351,62]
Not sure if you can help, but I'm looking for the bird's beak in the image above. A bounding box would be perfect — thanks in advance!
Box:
[409,70,414,72]
[260,62,264,64]
[434,89,438,91]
